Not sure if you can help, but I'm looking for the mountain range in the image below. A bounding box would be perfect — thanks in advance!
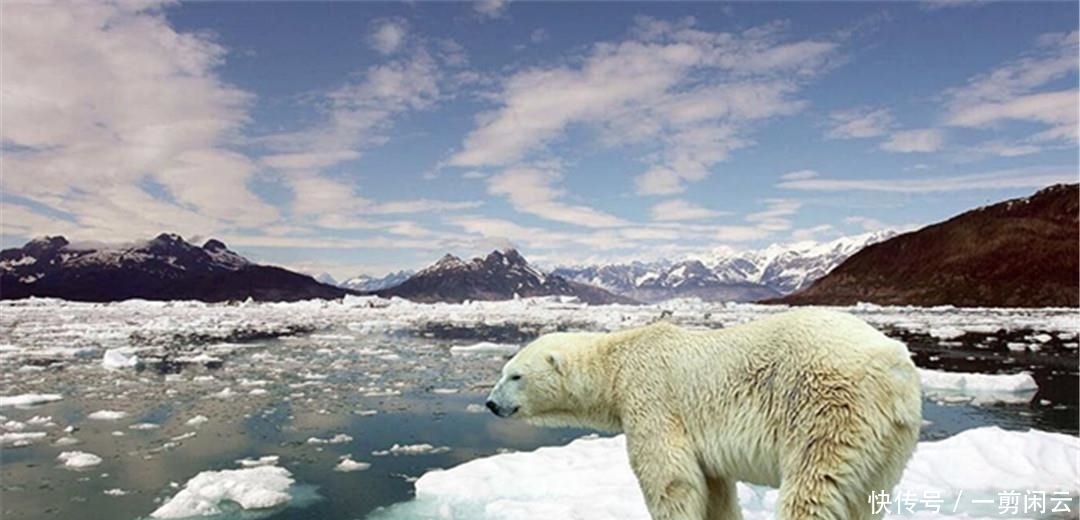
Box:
[0,234,350,302]
[551,231,895,303]
[374,249,635,305]
[777,184,1079,308]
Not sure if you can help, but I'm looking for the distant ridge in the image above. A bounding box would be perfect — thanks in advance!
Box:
[376,249,636,305]
[0,234,350,302]
[774,184,1079,308]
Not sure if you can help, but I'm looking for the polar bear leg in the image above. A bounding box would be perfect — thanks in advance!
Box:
[627,426,708,520]
[705,475,741,520]
[776,406,906,520]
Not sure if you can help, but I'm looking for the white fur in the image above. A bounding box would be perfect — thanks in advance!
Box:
[487,309,922,520]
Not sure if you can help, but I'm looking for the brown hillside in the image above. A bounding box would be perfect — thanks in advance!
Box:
[775,184,1079,308]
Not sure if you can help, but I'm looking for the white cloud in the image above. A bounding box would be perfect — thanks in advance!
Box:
[530,28,549,43]
[780,169,819,181]
[745,198,801,231]
[844,216,887,231]
[825,107,893,139]
[943,31,1078,145]
[448,17,836,195]
[486,166,625,228]
[880,129,945,153]
[945,89,1077,128]
[791,224,835,242]
[778,167,1075,193]
[650,199,725,221]
[369,19,408,55]
[1,2,279,240]
[474,0,507,19]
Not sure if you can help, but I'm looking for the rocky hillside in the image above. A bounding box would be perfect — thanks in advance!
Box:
[0,234,350,302]
[376,249,635,305]
[776,184,1079,308]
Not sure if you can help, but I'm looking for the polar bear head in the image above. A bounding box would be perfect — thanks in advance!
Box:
[485,331,612,429]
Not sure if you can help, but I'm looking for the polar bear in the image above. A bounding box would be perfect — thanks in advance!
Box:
[485,309,922,520]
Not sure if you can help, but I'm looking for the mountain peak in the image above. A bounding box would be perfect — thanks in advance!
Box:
[202,239,228,252]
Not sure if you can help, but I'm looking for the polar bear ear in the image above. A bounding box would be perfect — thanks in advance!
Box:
[546,352,564,376]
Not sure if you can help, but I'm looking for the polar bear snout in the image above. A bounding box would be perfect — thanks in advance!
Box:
[485,399,519,418]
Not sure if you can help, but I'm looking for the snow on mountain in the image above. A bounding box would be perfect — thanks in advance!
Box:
[340,270,413,292]
[0,234,347,302]
[377,249,634,305]
[553,230,896,303]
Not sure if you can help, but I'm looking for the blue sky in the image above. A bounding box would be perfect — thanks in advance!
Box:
[2,1,1077,278]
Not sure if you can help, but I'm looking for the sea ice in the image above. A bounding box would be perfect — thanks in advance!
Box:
[102,348,139,369]
[334,456,371,472]
[449,342,519,355]
[0,393,62,408]
[370,427,1079,520]
[150,465,295,518]
[87,410,129,420]
[373,443,450,456]
[1,431,47,447]
[57,451,103,469]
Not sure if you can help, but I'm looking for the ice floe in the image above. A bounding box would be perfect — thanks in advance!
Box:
[919,369,1039,404]
[150,465,296,518]
[57,451,103,469]
[449,342,519,355]
[0,393,62,408]
[373,443,450,456]
[334,455,371,472]
[102,348,139,369]
[1,431,47,447]
[87,409,129,420]
[370,427,1079,520]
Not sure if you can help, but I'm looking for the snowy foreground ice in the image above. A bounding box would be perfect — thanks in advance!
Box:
[372,426,1079,520]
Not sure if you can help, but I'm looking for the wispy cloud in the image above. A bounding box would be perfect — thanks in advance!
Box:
[486,166,626,228]
[943,30,1078,145]
[825,107,893,139]
[880,128,945,153]
[650,199,727,221]
[448,16,837,195]
[778,167,1075,193]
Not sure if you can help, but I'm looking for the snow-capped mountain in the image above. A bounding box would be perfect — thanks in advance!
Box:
[553,230,896,303]
[0,234,350,302]
[340,270,413,292]
[376,249,635,305]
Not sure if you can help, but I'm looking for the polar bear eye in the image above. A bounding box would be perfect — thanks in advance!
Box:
[509,374,522,381]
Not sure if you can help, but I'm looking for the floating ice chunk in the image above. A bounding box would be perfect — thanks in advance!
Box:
[927,326,966,340]
[129,422,160,430]
[149,465,295,518]
[54,436,81,446]
[334,456,371,472]
[57,451,103,469]
[307,434,352,445]
[370,427,1079,520]
[26,415,52,425]
[102,348,139,369]
[449,342,519,355]
[104,488,129,496]
[465,403,487,413]
[237,455,280,468]
[185,415,209,426]
[0,393,62,408]
[1,431,47,447]
[919,369,1038,392]
[373,443,450,456]
[87,410,129,420]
